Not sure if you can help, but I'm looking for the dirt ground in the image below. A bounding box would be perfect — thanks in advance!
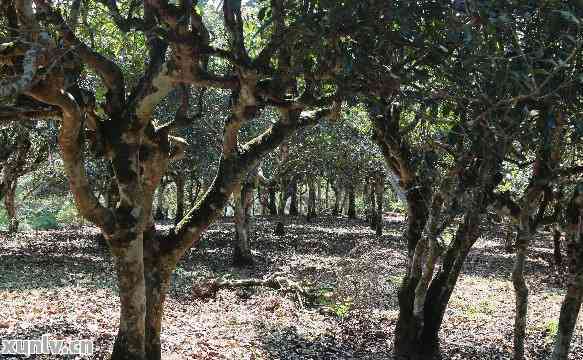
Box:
[0,215,581,359]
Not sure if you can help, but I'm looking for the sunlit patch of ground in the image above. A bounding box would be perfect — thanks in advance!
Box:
[0,216,581,359]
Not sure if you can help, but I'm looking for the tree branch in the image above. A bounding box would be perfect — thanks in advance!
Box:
[163,103,339,263]
[26,80,114,233]
[223,0,249,65]
[34,0,126,112]
[0,47,39,98]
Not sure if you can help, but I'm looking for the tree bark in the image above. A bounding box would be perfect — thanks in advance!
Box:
[551,184,583,360]
[512,187,545,360]
[512,225,531,360]
[289,180,298,216]
[316,177,321,213]
[374,175,384,236]
[232,180,254,267]
[553,227,563,273]
[142,226,171,360]
[325,179,329,212]
[419,235,476,356]
[513,111,563,359]
[347,183,356,219]
[364,179,374,227]
[268,185,277,215]
[393,186,432,359]
[5,180,18,233]
[332,184,342,216]
[111,233,147,360]
[393,165,494,360]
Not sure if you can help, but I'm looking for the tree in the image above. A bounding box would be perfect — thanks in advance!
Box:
[0,126,46,232]
[2,0,342,358]
[552,183,583,359]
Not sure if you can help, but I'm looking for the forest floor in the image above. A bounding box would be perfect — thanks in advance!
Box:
[0,215,581,359]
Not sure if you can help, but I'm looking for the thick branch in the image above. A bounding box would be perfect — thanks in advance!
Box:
[223,0,249,65]
[0,47,39,98]
[26,81,114,232]
[34,0,125,112]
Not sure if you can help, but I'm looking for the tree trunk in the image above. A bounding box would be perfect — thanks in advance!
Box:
[325,180,329,212]
[553,227,563,273]
[420,247,474,357]
[364,180,374,227]
[375,175,384,236]
[370,182,377,229]
[511,186,545,360]
[551,284,582,360]
[347,183,356,219]
[393,186,431,359]
[393,183,487,360]
[512,226,532,360]
[551,185,583,360]
[505,227,516,253]
[316,178,321,213]
[298,183,303,215]
[190,179,202,208]
[232,181,254,267]
[289,180,298,216]
[278,180,287,216]
[5,180,18,233]
[268,186,277,215]
[142,226,171,360]
[110,233,147,360]
[307,177,316,222]
[332,184,342,216]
